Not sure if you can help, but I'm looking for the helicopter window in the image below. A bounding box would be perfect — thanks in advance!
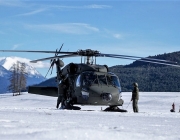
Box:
[88,73,98,84]
[107,76,120,87]
[107,76,113,85]
[76,75,81,87]
[98,75,107,85]
[82,72,98,86]
[83,75,91,86]
[92,75,98,84]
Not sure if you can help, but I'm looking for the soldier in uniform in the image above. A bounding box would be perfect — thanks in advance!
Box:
[131,82,139,113]
[56,75,69,109]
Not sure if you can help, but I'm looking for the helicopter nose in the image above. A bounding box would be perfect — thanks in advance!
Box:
[100,93,112,102]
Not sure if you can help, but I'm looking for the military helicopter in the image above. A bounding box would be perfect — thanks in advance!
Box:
[1,46,180,112]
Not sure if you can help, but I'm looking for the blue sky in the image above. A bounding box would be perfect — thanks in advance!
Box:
[0,0,180,78]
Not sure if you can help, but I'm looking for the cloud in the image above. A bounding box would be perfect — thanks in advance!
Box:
[22,58,49,69]
[25,23,99,34]
[0,0,25,7]
[0,0,112,9]
[113,33,124,39]
[31,61,50,69]
[49,4,112,10]
[95,42,180,59]
[103,29,125,39]
[12,44,22,50]
[16,8,46,16]
[84,4,112,9]
[1,1,111,17]
[13,4,111,17]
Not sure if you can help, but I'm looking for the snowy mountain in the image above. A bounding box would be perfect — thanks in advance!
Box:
[0,65,11,93]
[0,64,10,77]
[0,57,46,93]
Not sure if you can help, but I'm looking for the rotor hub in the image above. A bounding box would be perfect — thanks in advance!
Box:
[77,49,100,56]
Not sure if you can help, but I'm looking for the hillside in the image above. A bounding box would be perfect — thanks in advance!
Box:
[125,51,180,68]
[37,77,57,87]
[110,51,180,92]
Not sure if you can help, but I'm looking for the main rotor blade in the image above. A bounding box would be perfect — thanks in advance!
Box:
[58,43,64,52]
[30,54,78,63]
[99,53,177,64]
[99,55,180,67]
[0,50,74,54]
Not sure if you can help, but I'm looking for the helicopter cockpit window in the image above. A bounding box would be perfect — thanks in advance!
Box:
[98,75,107,85]
[82,72,98,86]
[76,75,81,87]
[107,75,121,88]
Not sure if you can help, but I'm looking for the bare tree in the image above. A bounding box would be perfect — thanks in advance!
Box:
[8,62,27,96]
[19,62,27,93]
[8,63,17,95]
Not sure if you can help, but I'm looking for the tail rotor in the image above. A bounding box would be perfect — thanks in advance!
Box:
[45,44,64,78]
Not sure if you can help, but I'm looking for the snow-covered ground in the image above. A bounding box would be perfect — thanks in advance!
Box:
[0,92,180,140]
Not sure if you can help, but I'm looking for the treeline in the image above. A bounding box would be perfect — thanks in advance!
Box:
[126,51,180,68]
[109,51,180,92]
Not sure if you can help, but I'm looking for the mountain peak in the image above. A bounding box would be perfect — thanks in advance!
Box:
[0,56,42,76]
[0,56,47,93]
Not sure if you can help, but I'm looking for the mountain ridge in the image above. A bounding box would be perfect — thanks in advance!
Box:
[110,51,180,91]
[0,57,46,93]
[124,51,180,68]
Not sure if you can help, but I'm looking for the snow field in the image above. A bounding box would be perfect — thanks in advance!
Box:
[0,92,180,140]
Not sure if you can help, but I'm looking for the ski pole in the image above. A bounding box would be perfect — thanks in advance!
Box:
[126,100,131,109]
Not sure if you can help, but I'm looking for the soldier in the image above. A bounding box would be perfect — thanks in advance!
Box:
[131,82,139,113]
[56,75,69,109]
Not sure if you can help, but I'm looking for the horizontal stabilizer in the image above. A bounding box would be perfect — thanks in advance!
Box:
[28,86,58,97]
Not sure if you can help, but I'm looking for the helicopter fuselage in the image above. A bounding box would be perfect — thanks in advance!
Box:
[72,71,123,106]
[60,63,123,106]
[28,63,124,106]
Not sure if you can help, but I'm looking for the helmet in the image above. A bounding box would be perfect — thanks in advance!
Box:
[133,82,138,87]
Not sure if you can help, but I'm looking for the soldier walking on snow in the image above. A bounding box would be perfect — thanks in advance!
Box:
[131,82,139,113]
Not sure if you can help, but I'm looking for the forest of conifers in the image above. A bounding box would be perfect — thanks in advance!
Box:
[109,51,180,92]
